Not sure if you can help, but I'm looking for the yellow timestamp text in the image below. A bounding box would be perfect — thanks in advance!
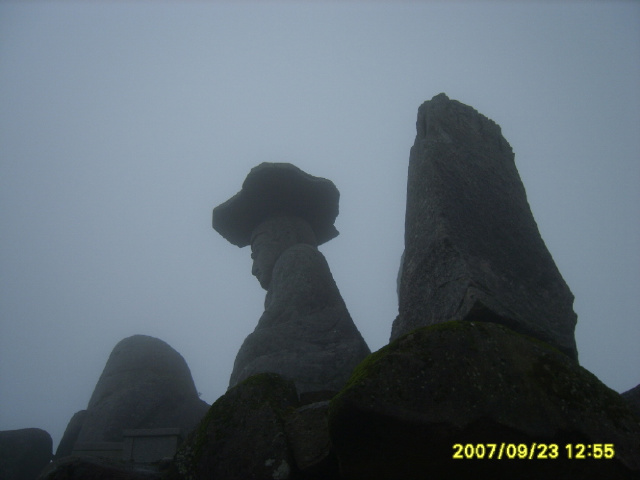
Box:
[452,443,615,460]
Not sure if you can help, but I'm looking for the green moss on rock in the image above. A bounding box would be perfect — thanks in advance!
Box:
[329,321,640,479]
[171,373,298,480]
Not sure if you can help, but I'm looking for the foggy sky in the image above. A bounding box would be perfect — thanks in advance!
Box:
[1,2,639,451]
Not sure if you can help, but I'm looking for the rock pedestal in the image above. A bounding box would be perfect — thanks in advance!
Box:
[212,163,370,395]
[392,93,578,360]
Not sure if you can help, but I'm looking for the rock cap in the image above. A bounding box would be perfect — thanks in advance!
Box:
[212,162,340,247]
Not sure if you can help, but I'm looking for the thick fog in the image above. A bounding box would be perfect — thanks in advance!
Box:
[1,2,639,451]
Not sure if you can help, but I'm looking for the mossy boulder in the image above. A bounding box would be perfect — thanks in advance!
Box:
[329,321,640,479]
[171,373,299,480]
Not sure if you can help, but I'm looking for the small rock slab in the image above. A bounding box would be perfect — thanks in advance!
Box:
[284,401,339,479]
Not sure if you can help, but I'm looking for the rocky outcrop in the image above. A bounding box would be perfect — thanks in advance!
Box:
[54,410,86,459]
[0,428,52,480]
[329,321,640,479]
[392,93,578,361]
[74,335,209,446]
[212,163,370,396]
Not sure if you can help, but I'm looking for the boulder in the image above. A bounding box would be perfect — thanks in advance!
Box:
[392,93,578,361]
[171,373,299,480]
[0,428,52,480]
[622,384,640,418]
[75,335,209,445]
[329,321,640,479]
[54,410,86,459]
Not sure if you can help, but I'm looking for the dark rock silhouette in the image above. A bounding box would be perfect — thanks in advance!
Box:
[73,335,209,445]
[0,428,52,480]
[53,410,86,460]
[212,163,370,396]
[392,93,578,361]
[622,384,640,418]
[329,322,640,479]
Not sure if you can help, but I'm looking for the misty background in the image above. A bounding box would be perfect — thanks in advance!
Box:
[1,2,639,451]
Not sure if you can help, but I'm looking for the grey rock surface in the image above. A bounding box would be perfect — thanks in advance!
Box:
[212,162,340,247]
[0,428,52,480]
[622,384,640,418]
[330,321,640,479]
[54,410,86,459]
[172,373,299,480]
[75,335,209,445]
[392,93,578,360]
[229,243,370,394]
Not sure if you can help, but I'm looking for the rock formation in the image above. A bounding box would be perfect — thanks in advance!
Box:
[212,163,370,396]
[165,98,639,480]
[329,322,640,479]
[622,384,640,418]
[0,428,52,480]
[53,410,86,459]
[71,335,209,446]
[392,93,578,360]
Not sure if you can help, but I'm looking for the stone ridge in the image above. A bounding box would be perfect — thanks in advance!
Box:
[392,93,578,360]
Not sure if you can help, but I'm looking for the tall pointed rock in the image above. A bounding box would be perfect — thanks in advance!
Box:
[392,93,578,360]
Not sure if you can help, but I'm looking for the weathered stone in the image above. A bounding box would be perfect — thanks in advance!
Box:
[171,373,299,480]
[0,428,52,480]
[212,162,340,247]
[54,410,86,459]
[75,335,209,446]
[284,401,339,479]
[329,321,640,479]
[212,164,370,396]
[38,455,162,480]
[392,93,578,361]
[622,384,640,418]
[229,242,371,394]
